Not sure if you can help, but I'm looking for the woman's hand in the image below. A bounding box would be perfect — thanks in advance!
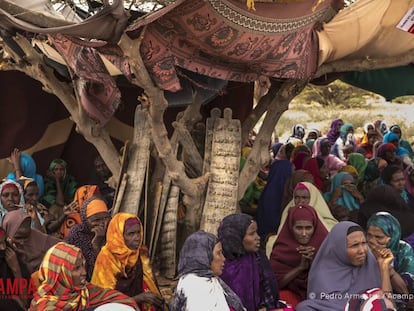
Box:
[9,148,21,168]
[375,247,394,268]
[133,292,165,308]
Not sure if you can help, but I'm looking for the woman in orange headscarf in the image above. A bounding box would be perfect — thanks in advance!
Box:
[59,185,99,240]
[30,242,137,310]
[92,213,166,310]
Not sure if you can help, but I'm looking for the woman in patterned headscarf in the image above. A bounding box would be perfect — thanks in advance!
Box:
[171,230,245,311]
[218,213,286,311]
[66,197,110,281]
[30,242,138,310]
[367,212,414,296]
[92,213,165,310]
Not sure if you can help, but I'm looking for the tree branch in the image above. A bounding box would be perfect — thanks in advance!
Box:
[238,80,307,199]
[0,34,120,177]
[119,32,209,214]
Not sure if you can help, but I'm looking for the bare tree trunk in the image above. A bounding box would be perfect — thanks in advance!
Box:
[119,34,209,234]
[238,80,307,199]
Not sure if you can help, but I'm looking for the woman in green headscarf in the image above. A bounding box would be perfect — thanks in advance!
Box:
[367,212,414,295]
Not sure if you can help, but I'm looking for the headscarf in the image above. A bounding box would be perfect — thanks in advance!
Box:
[291,124,305,140]
[367,212,414,275]
[66,197,109,281]
[376,143,397,163]
[43,159,78,207]
[292,151,311,170]
[281,169,315,210]
[313,137,346,175]
[3,209,60,274]
[218,213,283,311]
[363,123,375,134]
[0,226,31,310]
[339,123,354,142]
[383,132,409,157]
[271,142,283,160]
[171,231,245,311]
[0,180,24,221]
[374,120,388,136]
[303,157,324,190]
[296,222,381,311]
[278,182,338,235]
[91,213,161,301]
[49,158,68,171]
[269,204,328,299]
[344,288,391,311]
[30,242,137,311]
[257,158,292,239]
[6,153,45,198]
[347,153,368,184]
[327,119,343,145]
[324,172,361,211]
[60,185,99,240]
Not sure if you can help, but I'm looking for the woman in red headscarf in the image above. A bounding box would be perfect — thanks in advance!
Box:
[269,204,328,307]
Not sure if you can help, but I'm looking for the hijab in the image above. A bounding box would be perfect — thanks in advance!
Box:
[30,242,137,311]
[257,157,292,239]
[66,197,108,281]
[171,231,245,311]
[296,222,381,311]
[218,213,283,311]
[327,119,343,145]
[324,172,360,211]
[91,213,160,299]
[303,157,325,190]
[347,153,368,185]
[6,153,45,198]
[0,179,24,221]
[3,209,60,274]
[269,204,328,298]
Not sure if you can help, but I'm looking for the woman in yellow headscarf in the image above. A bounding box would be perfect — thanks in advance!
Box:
[92,213,166,310]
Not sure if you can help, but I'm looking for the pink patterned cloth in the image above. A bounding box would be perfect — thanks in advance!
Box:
[129,0,343,91]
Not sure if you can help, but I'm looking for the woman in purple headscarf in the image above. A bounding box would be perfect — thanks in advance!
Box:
[296,222,393,311]
[326,118,343,146]
[218,213,286,311]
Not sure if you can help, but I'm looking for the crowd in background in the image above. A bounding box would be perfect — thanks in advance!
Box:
[1,117,414,310]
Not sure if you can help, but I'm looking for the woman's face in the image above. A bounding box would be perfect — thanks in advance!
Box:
[319,163,329,180]
[72,253,87,288]
[336,121,344,132]
[367,226,390,250]
[123,223,141,250]
[210,242,225,276]
[243,221,260,253]
[87,212,110,233]
[294,188,311,206]
[1,186,20,211]
[384,150,396,162]
[292,220,314,245]
[53,164,66,180]
[24,184,39,205]
[346,231,368,267]
[320,141,331,156]
[389,171,405,192]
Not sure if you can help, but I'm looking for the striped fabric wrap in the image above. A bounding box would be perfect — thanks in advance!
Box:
[30,242,137,311]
